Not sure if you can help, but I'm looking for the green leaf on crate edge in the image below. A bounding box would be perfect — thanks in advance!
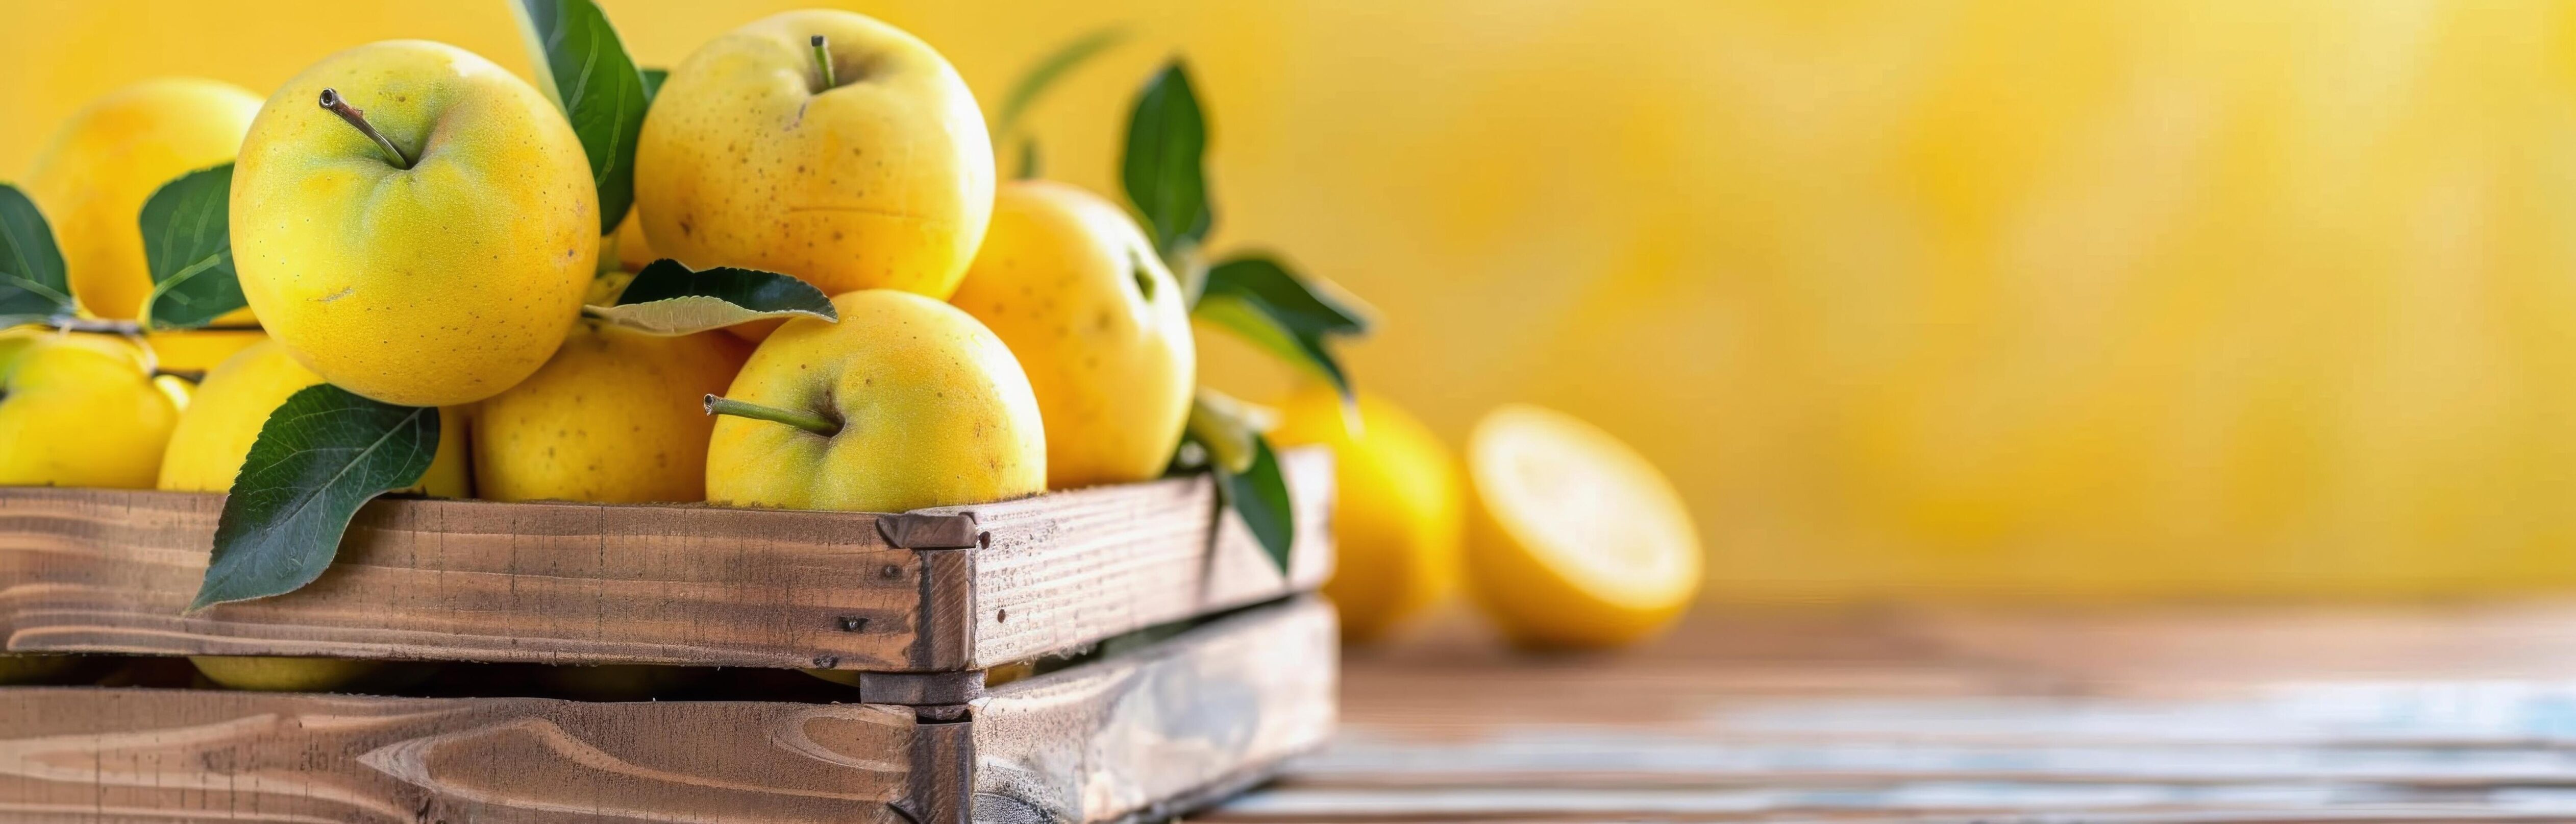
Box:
[191,384,440,612]
[584,258,838,335]
[138,163,243,330]
[1215,435,1296,575]
[0,183,75,327]
[1182,389,1293,574]
[996,27,1126,140]
[513,0,651,235]
[1122,60,1214,258]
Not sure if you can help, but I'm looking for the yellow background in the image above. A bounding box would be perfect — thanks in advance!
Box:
[12,1,2576,599]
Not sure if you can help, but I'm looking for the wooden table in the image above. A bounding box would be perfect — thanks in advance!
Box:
[1205,600,2576,822]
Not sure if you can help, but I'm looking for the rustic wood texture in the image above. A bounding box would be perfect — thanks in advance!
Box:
[1210,600,2576,823]
[0,689,921,823]
[942,448,1333,668]
[972,596,1336,824]
[0,447,1330,672]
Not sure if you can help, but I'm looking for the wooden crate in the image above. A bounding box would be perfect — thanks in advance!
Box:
[0,448,1331,687]
[0,595,1336,824]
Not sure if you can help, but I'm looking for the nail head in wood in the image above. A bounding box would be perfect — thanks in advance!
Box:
[838,616,869,632]
[876,512,981,549]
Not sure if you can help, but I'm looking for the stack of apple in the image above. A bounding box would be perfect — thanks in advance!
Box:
[1,4,1709,692]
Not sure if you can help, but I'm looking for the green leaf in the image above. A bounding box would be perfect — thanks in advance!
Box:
[1180,389,1295,574]
[191,385,440,611]
[1192,257,1369,402]
[1017,138,1041,181]
[1202,255,1369,335]
[513,0,651,235]
[137,163,242,330]
[0,183,74,327]
[1122,61,1214,257]
[640,67,668,102]
[1215,436,1296,574]
[584,258,838,335]
[995,27,1126,140]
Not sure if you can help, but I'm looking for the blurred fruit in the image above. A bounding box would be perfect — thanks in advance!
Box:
[188,655,432,693]
[156,338,469,496]
[233,40,595,406]
[1463,403,1699,649]
[610,209,656,274]
[23,78,262,322]
[0,654,87,686]
[636,9,994,299]
[1272,387,1464,642]
[0,331,188,488]
[474,320,752,503]
[706,290,1044,512]
[951,181,1194,489]
[143,329,265,373]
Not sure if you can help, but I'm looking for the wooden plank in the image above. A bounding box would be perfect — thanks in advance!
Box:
[0,490,936,670]
[947,447,1334,668]
[972,595,1337,824]
[0,448,1331,672]
[0,688,920,823]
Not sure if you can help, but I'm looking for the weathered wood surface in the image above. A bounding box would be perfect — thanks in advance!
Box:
[0,689,923,823]
[0,595,1336,824]
[938,448,1334,668]
[0,447,1330,672]
[973,595,1335,824]
[1212,600,2576,823]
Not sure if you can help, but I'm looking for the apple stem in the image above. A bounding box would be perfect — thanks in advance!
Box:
[810,35,837,90]
[318,88,414,169]
[705,394,841,437]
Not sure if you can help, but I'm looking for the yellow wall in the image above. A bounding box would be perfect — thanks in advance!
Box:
[14,1,2576,599]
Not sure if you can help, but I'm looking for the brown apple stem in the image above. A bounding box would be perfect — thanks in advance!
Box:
[318,88,413,169]
[810,35,837,89]
[705,394,841,437]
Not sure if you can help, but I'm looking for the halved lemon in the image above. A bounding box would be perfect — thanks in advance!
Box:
[1464,404,1700,649]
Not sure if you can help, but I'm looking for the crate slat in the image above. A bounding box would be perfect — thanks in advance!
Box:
[973,596,1338,824]
[0,596,1337,824]
[0,449,1330,672]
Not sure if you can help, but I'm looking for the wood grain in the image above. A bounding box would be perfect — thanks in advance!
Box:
[945,447,1334,668]
[0,447,1331,673]
[1209,601,2576,823]
[0,688,921,823]
[972,596,1337,824]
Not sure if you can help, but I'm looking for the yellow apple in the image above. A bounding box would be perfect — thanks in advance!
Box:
[23,78,262,322]
[636,10,994,300]
[1272,387,1465,642]
[706,290,1044,512]
[232,40,597,407]
[474,319,752,503]
[950,181,1195,489]
[1463,404,1701,649]
[189,655,433,693]
[157,338,469,496]
[0,331,189,488]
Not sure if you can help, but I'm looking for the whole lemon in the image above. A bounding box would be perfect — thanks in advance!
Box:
[474,319,752,503]
[636,10,994,299]
[23,78,262,321]
[707,290,1044,512]
[0,331,189,489]
[950,181,1195,489]
[1272,387,1465,641]
[156,338,469,496]
[232,40,597,406]
[1463,404,1701,649]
